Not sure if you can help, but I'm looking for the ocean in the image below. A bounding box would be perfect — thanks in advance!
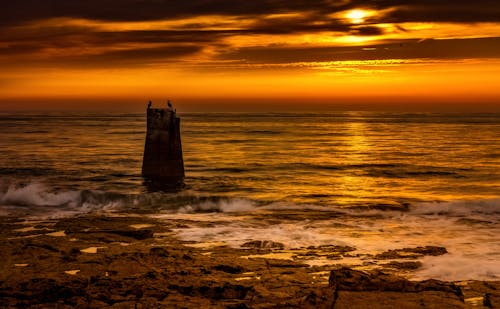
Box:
[1,111,499,281]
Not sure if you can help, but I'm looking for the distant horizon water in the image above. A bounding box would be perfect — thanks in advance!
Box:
[1,111,499,281]
[1,99,499,113]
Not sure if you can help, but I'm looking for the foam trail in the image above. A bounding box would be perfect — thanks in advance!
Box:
[411,199,500,216]
[416,254,500,281]
[178,198,256,213]
[0,181,124,218]
[0,182,80,207]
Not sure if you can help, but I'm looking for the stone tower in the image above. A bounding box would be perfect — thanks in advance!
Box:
[142,106,184,182]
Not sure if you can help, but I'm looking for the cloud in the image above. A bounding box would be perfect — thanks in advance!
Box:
[0,1,499,69]
[217,37,500,64]
[351,26,385,36]
[0,43,44,55]
[0,44,203,68]
[2,0,499,26]
[0,1,336,26]
[81,45,203,64]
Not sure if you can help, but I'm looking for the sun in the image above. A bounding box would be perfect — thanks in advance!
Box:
[345,9,369,24]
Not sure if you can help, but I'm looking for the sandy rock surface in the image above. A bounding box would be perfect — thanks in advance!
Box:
[0,215,498,308]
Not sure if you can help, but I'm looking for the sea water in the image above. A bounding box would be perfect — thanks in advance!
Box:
[1,111,499,280]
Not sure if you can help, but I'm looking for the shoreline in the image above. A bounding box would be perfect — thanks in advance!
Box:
[1,215,498,308]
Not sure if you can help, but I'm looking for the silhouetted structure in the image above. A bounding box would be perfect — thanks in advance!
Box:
[142,103,184,183]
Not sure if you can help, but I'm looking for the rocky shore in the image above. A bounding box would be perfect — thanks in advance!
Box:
[0,215,498,308]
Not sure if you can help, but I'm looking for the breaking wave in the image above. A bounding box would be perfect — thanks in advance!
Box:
[177,198,256,213]
[1,182,80,207]
[0,182,124,216]
[1,181,499,221]
[410,199,500,216]
[0,181,259,217]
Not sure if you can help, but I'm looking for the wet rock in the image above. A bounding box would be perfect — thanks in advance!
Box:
[384,261,423,270]
[62,247,82,262]
[89,300,110,307]
[226,303,248,309]
[307,244,356,253]
[303,251,320,257]
[169,284,194,296]
[129,285,144,298]
[5,215,494,308]
[213,264,244,274]
[329,268,411,292]
[24,243,60,253]
[64,296,88,307]
[369,203,410,212]
[419,279,464,298]
[329,267,462,297]
[201,284,252,300]
[9,278,86,304]
[149,247,169,257]
[326,254,343,260]
[267,260,308,268]
[375,246,447,259]
[169,284,252,300]
[410,246,448,256]
[200,267,211,274]
[301,289,334,308]
[241,240,285,249]
[144,271,157,279]
[484,293,492,308]
[106,229,154,240]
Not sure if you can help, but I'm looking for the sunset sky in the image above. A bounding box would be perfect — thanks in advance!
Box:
[1,0,499,111]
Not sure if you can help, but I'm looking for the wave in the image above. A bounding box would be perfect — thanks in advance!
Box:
[1,181,499,221]
[266,163,466,178]
[416,254,500,281]
[1,182,79,207]
[410,199,500,216]
[0,181,259,217]
[337,199,500,220]
[0,167,60,177]
[178,198,256,213]
[193,162,466,179]
[0,182,124,214]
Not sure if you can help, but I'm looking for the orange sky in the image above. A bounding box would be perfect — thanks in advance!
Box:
[1,1,499,111]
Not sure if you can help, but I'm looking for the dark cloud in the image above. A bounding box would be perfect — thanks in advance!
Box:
[384,4,500,23]
[0,43,44,55]
[349,0,500,22]
[89,44,201,61]
[0,44,203,69]
[0,1,337,26]
[245,12,351,35]
[351,26,385,36]
[0,1,499,67]
[217,37,500,63]
[2,0,499,27]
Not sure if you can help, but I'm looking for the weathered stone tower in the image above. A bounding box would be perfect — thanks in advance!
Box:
[142,106,184,182]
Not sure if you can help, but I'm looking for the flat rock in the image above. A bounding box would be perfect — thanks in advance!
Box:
[241,240,284,249]
[375,246,447,259]
[383,261,423,270]
[329,267,462,297]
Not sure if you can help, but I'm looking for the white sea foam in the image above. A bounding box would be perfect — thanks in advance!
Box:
[0,182,122,217]
[415,254,500,281]
[411,199,500,216]
[0,182,80,207]
[2,181,499,280]
[169,216,500,280]
[178,198,256,213]
[163,197,500,281]
[172,223,338,249]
